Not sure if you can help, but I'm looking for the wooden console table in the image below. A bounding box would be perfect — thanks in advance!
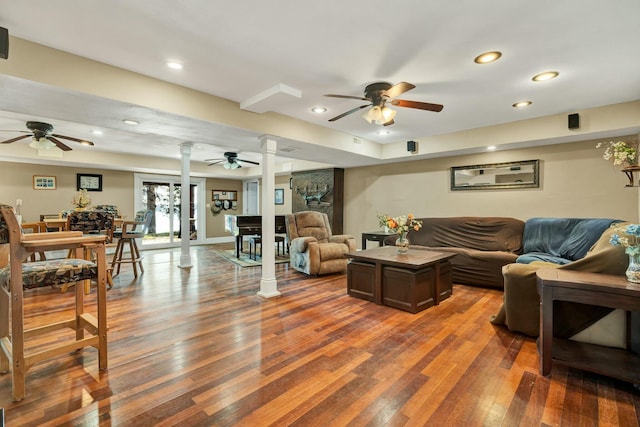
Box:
[537,268,640,385]
[346,246,456,313]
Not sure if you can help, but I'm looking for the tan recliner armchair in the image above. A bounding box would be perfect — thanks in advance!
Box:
[285,211,356,275]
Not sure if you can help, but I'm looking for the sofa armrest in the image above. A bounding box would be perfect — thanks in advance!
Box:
[558,244,627,275]
[490,262,551,336]
[291,236,318,253]
[329,235,357,251]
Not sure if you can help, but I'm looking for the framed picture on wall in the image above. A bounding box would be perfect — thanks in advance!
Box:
[77,173,103,191]
[33,175,56,190]
[275,188,284,205]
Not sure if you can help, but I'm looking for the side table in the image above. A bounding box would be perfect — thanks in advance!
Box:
[536,268,640,385]
[361,231,396,249]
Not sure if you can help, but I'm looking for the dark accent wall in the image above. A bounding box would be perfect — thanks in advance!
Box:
[292,168,344,234]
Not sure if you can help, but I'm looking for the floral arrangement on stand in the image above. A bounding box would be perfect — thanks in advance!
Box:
[377,213,423,254]
[73,188,92,209]
[596,140,638,167]
[609,222,640,283]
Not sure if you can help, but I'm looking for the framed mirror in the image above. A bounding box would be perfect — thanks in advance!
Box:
[451,159,539,191]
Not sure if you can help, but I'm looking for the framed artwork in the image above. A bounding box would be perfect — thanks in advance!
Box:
[275,188,284,205]
[33,175,57,190]
[212,190,237,201]
[77,173,103,191]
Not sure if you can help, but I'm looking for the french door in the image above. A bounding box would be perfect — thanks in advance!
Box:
[134,173,205,249]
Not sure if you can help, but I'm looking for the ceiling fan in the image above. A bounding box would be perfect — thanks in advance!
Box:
[0,121,94,151]
[325,81,443,126]
[205,151,259,169]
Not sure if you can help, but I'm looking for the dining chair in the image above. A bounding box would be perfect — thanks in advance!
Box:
[0,203,108,401]
[66,210,115,244]
[111,210,152,278]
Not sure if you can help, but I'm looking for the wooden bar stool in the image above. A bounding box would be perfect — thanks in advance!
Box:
[0,204,108,401]
[111,210,152,278]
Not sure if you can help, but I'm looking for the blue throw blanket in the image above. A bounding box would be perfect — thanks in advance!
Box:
[517,217,619,264]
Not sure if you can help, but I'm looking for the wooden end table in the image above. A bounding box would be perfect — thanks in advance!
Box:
[346,246,456,313]
[361,231,397,249]
[537,268,640,385]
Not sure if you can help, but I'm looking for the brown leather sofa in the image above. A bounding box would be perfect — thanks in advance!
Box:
[385,217,525,288]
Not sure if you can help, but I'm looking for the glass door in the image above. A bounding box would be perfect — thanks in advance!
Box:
[134,174,205,249]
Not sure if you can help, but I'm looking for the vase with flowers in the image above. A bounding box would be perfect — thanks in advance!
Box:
[73,188,92,210]
[377,213,423,254]
[596,140,639,168]
[609,223,640,283]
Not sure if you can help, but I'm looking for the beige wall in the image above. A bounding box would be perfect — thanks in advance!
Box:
[0,162,134,222]
[205,178,244,238]
[1,161,247,239]
[345,137,639,249]
[275,175,292,215]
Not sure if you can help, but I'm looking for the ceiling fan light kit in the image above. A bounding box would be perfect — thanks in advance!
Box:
[362,105,397,126]
[0,121,94,151]
[325,81,443,126]
[29,137,56,150]
[205,151,260,169]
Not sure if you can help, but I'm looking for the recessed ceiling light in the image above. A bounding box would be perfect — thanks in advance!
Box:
[532,71,559,82]
[91,129,103,135]
[123,119,139,125]
[512,101,532,108]
[311,106,327,113]
[376,130,390,135]
[167,61,183,70]
[487,145,497,151]
[474,51,502,64]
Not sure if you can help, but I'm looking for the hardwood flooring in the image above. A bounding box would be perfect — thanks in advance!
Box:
[1,244,639,426]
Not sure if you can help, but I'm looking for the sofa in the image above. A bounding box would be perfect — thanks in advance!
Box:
[490,218,626,337]
[385,217,525,288]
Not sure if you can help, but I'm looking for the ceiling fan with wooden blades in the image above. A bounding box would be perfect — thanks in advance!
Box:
[325,81,443,126]
[204,151,260,169]
[0,121,94,151]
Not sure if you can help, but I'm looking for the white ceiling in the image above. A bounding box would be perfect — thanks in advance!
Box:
[0,0,639,171]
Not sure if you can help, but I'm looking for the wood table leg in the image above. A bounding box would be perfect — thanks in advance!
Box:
[540,284,553,376]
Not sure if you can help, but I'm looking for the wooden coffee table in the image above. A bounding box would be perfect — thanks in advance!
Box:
[345,246,456,313]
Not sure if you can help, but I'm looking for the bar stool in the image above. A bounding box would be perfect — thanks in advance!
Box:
[249,236,261,260]
[275,235,286,256]
[112,210,152,277]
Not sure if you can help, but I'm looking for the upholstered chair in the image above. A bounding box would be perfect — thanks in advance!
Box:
[285,211,356,275]
[94,204,120,219]
[66,210,115,244]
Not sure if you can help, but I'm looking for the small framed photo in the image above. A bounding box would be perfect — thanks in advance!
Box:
[275,188,284,205]
[33,175,57,190]
[77,173,103,191]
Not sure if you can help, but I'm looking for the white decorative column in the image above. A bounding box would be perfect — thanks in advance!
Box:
[257,135,280,298]
[178,143,193,269]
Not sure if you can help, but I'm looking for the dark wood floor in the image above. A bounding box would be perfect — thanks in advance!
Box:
[1,244,639,426]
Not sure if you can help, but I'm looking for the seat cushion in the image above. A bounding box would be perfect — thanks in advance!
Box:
[318,242,350,261]
[0,259,97,289]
